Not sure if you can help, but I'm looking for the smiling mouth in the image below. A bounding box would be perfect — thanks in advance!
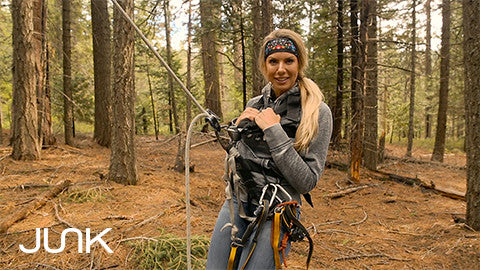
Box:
[275,78,289,83]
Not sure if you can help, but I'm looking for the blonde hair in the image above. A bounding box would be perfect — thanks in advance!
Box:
[259,29,324,152]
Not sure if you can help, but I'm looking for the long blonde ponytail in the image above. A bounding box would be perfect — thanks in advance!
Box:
[295,77,323,152]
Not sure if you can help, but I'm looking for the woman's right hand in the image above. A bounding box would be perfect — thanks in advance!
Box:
[235,107,260,125]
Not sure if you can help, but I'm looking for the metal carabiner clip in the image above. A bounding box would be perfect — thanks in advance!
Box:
[274,184,293,203]
[258,184,278,206]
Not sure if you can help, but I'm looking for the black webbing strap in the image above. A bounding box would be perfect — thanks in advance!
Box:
[239,199,270,270]
[283,204,313,269]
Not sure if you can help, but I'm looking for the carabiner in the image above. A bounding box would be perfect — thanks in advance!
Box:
[258,184,278,206]
[274,184,293,203]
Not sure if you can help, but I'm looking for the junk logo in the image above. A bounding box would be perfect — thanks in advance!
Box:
[19,228,113,254]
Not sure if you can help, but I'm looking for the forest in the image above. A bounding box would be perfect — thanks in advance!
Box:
[0,0,479,269]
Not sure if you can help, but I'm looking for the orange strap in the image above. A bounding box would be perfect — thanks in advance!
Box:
[279,233,290,268]
[227,246,238,270]
[271,212,282,269]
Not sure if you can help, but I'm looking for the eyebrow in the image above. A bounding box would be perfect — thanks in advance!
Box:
[267,55,295,61]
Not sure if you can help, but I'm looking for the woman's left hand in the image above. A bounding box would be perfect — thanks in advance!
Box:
[254,108,281,130]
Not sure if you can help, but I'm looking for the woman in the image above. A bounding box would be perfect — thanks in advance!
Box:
[206,29,332,270]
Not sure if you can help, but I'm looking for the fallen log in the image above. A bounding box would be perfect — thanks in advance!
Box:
[191,138,218,148]
[325,160,349,172]
[325,160,466,201]
[370,170,465,201]
[382,155,466,171]
[324,184,373,199]
[0,180,71,234]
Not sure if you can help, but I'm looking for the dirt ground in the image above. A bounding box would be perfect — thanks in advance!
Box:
[0,132,478,270]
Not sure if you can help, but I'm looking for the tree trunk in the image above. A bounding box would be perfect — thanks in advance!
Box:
[173,133,186,172]
[432,0,451,162]
[146,62,159,140]
[33,0,47,148]
[463,0,480,230]
[199,0,222,118]
[349,0,363,182]
[406,0,417,157]
[43,42,56,146]
[62,0,74,146]
[0,97,3,144]
[240,12,247,109]
[110,0,137,185]
[232,0,245,109]
[251,0,263,97]
[363,0,378,170]
[164,0,179,134]
[424,0,433,139]
[11,0,41,160]
[186,0,192,128]
[332,0,344,148]
[91,0,112,147]
[261,0,272,37]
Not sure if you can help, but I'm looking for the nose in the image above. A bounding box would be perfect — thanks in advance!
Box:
[277,61,286,74]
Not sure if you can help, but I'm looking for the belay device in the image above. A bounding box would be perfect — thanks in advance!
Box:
[111,1,313,269]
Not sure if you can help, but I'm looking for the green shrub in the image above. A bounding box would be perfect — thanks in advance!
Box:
[64,187,112,203]
[129,231,210,270]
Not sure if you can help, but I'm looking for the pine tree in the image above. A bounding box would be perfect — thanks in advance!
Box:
[463,0,480,230]
[62,0,74,146]
[363,0,378,170]
[406,0,417,157]
[11,0,41,160]
[91,0,112,147]
[432,0,451,162]
[199,0,222,118]
[110,0,137,185]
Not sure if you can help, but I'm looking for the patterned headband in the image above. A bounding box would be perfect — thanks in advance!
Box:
[264,38,299,59]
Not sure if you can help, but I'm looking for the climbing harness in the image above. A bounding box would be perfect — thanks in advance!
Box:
[111,2,313,269]
[223,145,313,270]
[221,85,314,269]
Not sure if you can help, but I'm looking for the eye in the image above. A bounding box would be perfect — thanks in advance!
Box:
[268,59,278,65]
[285,58,294,64]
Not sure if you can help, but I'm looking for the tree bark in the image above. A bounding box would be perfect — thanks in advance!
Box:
[332,0,344,148]
[186,0,193,128]
[240,11,247,109]
[463,0,480,230]
[199,0,222,118]
[261,0,272,37]
[91,0,112,147]
[349,0,364,182]
[33,0,48,148]
[43,46,55,146]
[406,0,417,157]
[164,0,179,134]
[0,97,3,144]
[363,0,378,170]
[11,0,41,160]
[110,0,137,185]
[146,62,159,140]
[251,0,264,97]
[432,0,451,162]
[62,0,74,146]
[424,0,433,138]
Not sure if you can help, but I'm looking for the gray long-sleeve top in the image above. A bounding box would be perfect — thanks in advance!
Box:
[235,85,332,204]
[263,101,332,195]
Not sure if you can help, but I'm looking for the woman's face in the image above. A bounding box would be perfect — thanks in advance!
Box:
[265,52,299,97]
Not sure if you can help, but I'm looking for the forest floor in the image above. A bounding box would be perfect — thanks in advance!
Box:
[0,131,478,270]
